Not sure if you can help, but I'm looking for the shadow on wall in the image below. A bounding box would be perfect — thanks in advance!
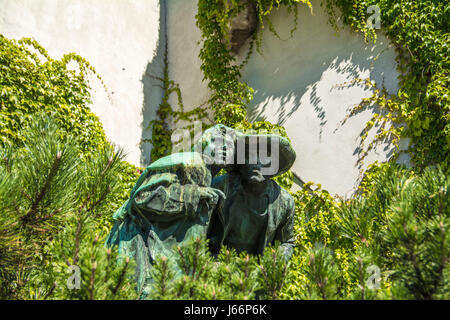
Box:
[238,1,400,195]
[246,48,390,128]
[245,48,394,159]
[140,0,167,166]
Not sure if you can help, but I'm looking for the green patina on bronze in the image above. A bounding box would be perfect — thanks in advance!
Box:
[106,152,224,298]
[209,133,297,260]
[106,125,297,298]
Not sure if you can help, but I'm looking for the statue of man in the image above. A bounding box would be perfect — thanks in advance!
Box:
[208,133,297,261]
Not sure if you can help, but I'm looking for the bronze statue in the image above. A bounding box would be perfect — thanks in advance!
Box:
[106,124,235,298]
[106,124,297,298]
[208,132,297,261]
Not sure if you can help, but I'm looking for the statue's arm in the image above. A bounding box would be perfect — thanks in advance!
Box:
[133,179,221,221]
[133,183,199,217]
[274,195,296,261]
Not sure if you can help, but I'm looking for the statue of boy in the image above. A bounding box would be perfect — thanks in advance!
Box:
[208,132,297,261]
[106,124,236,298]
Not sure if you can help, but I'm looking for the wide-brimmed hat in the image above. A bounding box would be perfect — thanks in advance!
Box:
[193,124,296,178]
[233,131,296,178]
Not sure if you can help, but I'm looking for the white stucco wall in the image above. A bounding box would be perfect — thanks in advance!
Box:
[236,1,403,196]
[1,0,406,196]
[0,0,164,166]
[166,0,213,129]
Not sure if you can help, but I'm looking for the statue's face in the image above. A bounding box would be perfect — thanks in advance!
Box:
[202,125,236,166]
[240,158,271,184]
[211,131,235,164]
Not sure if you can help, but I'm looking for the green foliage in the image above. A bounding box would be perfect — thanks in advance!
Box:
[283,164,449,300]
[193,1,449,300]
[41,232,137,300]
[101,161,141,231]
[0,115,138,300]
[282,182,350,298]
[0,33,141,232]
[2,0,448,301]
[302,244,341,299]
[146,237,289,300]
[258,244,290,299]
[194,1,312,191]
[0,35,145,300]
[196,0,254,117]
[379,167,449,299]
[0,35,107,154]
[196,0,311,127]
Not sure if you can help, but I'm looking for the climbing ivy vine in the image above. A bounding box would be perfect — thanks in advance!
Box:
[196,0,312,127]
[0,35,107,154]
[145,25,209,162]
[192,0,449,185]
[194,0,312,189]
[192,0,449,300]
[324,0,449,173]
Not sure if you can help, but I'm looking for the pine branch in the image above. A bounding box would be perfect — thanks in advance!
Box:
[33,208,62,224]
[177,247,189,274]
[101,157,114,176]
[357,257,365,300]
[432,221,447,296]
[192,239,200,278]
[244,255,249,278]
[160,257,168,297]
[196,264,206,281]
[20,190,33,202]
[72,218,83,265]
[406,237,429,299]
[88,261,97,300]
[43,282,56,300]
[112,257,130,298]
[22,151,62,225]
[89,186,111,217]
[176,276,188,299]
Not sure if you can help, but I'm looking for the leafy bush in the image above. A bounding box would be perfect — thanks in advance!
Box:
[0,117,139,299]
[146,237,289,300]
[0,35,140,299]
[0,35,106,153]
[2,0,448,301]
[283,164,449,300]
[0,116,138,299]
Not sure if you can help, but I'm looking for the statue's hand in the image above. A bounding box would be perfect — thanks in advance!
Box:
[210,187,226,212]
[210,188,226,203]
[198,187,226,208]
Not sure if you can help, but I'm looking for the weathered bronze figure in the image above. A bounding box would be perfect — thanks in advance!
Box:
[208,133,296,260]
[106,124,297,298]
[106,124,235,297]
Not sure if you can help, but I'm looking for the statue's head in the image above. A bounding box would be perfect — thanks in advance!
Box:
[234,133,296,182]
[193,124,237,177]
[239,157,272,184]
[193,124,296,181]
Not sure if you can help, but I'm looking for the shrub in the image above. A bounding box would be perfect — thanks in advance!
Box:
[0,116,138,299]
[283,164,449,300]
